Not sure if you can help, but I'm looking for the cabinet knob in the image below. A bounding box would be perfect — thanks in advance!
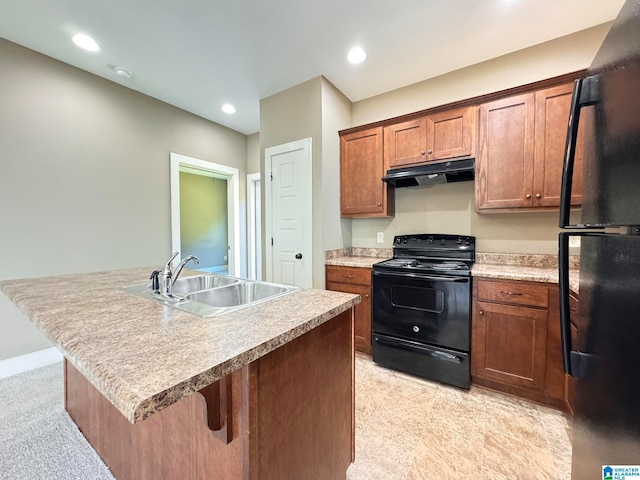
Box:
[525,193,532,199]
[535,193,541,199]
[420,150,426,155]
[377,202,382,206]
[427,149,433,154]
[479,310,484,316]
[365,294,369,298]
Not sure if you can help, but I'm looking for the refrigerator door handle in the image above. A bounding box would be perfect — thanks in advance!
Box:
[559,231,607,378]
[559,76,601,229]
[558,232,574,375]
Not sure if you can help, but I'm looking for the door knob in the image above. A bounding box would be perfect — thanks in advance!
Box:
[295,253,303,259]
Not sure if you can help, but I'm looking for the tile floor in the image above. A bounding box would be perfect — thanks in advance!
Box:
[347,354,572,480]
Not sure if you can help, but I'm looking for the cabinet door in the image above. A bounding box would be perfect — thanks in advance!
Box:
[473,300,548,391]
[383,117,428,169]
[343,283,372,355]
[533,83,584,207]
[476,93,535,210]
[340,127,392,217]
[327,267,371,355]
[426,106,476,162]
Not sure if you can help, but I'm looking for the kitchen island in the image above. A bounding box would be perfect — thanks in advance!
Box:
[0,268,359,480]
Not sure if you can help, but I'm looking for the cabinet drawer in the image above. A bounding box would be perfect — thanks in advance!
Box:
[326,266,371,286]
[476,279,548,308]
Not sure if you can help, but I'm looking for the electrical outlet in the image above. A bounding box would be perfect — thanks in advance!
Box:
[569,237,581,248]
[224,255,228,261]
[376,232,384,244]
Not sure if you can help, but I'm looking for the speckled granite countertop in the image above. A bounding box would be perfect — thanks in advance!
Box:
[325,247,391,269]
[473,253,580,293]
[325,249,580,293]
[0,268,358,424]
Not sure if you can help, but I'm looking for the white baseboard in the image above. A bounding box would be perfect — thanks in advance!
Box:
[0,347,63,380]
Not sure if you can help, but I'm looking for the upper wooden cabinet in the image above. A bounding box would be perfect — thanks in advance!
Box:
[533,84,585,207]
[476,82,584,212]
[340,126,394,218]
[384,106,476,169]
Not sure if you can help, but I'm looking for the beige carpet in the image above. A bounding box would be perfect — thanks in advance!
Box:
[0,362,114,480]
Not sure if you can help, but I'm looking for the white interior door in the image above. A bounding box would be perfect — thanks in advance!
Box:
[265,138,312,288]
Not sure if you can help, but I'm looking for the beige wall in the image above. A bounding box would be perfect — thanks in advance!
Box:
[0,38,248,361]
[321,78,353,252]
[247,133,260,174]
[350,24,611,253]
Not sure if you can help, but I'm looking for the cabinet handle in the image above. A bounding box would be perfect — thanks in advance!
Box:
[420,150,426,155]
[377,202,382,206]
[343,274,355,279]
[500,290,522,296]
[479,310,484,316]
[365,294,369,298]
[427,149,433,154]
[535,193,541,199]
[525,193,532,199]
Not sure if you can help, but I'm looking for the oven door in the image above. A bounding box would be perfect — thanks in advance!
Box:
[372,269,471,351]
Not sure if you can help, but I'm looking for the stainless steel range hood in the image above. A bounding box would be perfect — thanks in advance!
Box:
[382,158,475,188]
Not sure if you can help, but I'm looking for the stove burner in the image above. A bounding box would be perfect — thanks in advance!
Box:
[383,259,419,267]
[429,261,467,271]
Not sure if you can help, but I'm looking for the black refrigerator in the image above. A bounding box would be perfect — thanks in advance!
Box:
[559,0,640,479]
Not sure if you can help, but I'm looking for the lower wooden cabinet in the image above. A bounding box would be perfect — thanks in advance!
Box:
[326,265,372,354]
[472,278,566,409]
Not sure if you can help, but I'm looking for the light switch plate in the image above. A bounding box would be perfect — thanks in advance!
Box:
[376,232,384,243]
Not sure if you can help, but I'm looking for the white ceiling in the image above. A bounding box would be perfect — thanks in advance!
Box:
[0,0,625,135]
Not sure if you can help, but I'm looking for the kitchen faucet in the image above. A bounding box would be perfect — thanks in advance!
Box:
[150,251,200,298]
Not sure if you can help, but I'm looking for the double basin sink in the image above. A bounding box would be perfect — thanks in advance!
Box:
[125,273,300,317]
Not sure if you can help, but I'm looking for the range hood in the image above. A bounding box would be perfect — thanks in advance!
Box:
[382,158,475,188]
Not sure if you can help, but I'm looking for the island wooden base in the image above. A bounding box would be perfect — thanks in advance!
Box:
[65,310,354,480]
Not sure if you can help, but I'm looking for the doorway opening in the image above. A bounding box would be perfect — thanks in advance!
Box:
[170,153,241,276]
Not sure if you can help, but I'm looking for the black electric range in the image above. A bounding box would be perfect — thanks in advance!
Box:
[372,234,475,389]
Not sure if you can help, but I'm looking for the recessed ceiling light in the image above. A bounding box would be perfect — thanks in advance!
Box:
[347,47,367,64]
[113,67,132,79]
[72,33,100,52]
[221,104,236,114]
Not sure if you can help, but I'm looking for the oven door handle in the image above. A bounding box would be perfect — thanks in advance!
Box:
[375,335,462,364]
[373,270,469,283]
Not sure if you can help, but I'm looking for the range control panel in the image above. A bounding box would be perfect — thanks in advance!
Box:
[393,234,475,251]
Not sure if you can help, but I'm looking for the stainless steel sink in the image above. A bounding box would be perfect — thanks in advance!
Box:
[171,274,238,296]
[186,282,290,308]
[124,273,299,317]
